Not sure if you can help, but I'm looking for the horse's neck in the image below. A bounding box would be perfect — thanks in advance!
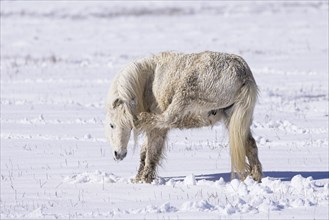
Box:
[127,57,155,113]
[135,57,155,83]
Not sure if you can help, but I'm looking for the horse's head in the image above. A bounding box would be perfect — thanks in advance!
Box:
[105,97,137,161]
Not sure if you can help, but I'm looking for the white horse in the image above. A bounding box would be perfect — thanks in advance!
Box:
[105,51,263,183]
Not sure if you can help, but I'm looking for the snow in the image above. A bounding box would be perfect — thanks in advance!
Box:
[1,1,328,219]
[183,174,197,186]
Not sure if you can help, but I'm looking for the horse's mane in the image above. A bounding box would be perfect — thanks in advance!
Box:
[107,57,155,127]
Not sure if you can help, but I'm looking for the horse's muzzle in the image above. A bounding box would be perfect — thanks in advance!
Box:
[113,150,127,161]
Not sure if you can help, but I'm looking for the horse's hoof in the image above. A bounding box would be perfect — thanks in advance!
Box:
[133,175,151,184]
[142,179,153,184]
[139,175,154,184]
[131,177,141,183]
[133,179,152,184]
[252,173,262,183]
[250,165,263,183]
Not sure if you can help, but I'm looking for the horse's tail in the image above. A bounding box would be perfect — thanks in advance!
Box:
[229,77,258,180]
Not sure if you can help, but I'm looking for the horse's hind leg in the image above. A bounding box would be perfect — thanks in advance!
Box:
[223,107,262,182]
[136,94,192,130]
[246,134,263,182]
[140,129,168,183]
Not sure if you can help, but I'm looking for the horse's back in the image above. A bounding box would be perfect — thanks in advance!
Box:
[151,51,254,111]
[153,51,253,84]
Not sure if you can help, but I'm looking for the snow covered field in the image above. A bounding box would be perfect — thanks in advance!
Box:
[1,1,328,219]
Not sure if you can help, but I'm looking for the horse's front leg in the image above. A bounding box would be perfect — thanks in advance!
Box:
[139,129,168,183]
[133,141,147,183]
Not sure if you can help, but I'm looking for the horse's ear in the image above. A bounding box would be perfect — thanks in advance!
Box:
[112,98,123,109]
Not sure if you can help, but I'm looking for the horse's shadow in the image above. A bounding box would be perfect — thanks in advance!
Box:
[165,171,329,182]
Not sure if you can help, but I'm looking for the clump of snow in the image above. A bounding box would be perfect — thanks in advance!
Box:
[223,204,236,215]
[214,177,226,186]
[180,200,215,212]
[83,133,93,139]
[165,178,176,187]
[152,177,166,185]
[131,202,177,214]
[266,120,309,134]
[291,175,313,191]
[159,202,177,213]
[64,170,123,184]
[184,174,196,185]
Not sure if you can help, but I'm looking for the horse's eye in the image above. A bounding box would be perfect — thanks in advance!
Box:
[110,123,114,129]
